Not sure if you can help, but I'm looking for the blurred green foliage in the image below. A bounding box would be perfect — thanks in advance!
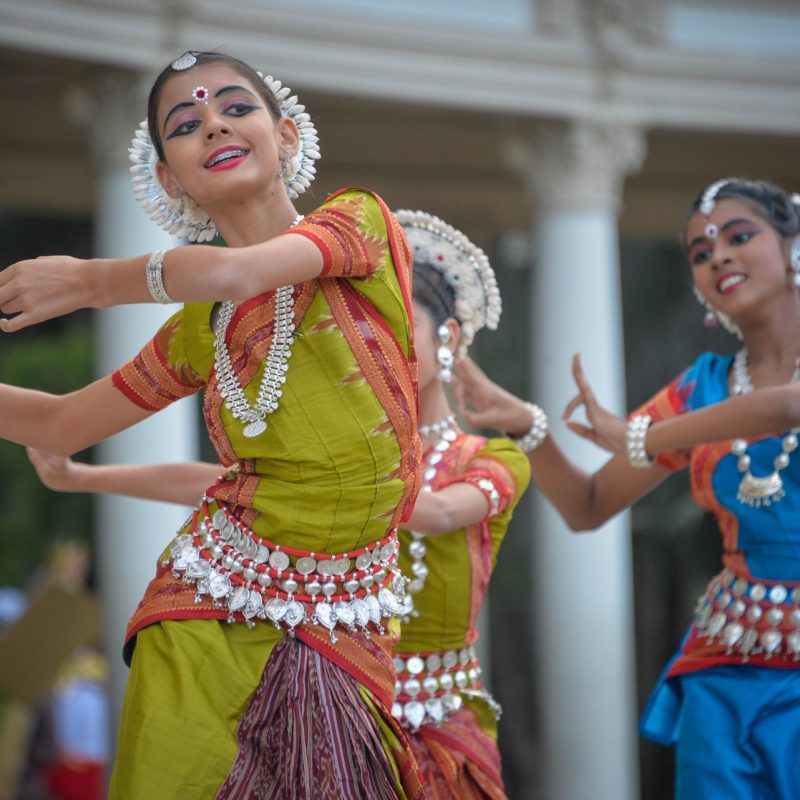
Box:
[0,213,94,588]
[0,318,94,586]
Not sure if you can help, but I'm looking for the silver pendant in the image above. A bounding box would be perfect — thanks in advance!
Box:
[737,470,784,506]
[243,419,267,438]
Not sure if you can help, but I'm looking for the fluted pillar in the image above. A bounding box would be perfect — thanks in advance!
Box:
[509,120,646,800]
[80,75,199,746]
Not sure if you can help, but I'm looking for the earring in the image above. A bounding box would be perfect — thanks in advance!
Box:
[692,285,743,339]
[279,150,299,186]
[279,150,290,177]
[790,237,800,287]
[437,325,454,383]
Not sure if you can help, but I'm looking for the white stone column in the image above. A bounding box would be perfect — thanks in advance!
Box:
[509,121,646,800]
[81,76,199,744]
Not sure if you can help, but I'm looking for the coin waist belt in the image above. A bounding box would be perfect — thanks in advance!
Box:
[390,646,501,731]
[694,567,800,661]
[165,497,409,642]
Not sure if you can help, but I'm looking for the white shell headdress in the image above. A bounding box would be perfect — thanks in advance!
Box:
[396,209,502,358]
[129,65,320,242]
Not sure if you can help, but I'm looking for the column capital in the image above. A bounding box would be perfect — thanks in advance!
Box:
[63,73,151,173]
[507,119,647,215]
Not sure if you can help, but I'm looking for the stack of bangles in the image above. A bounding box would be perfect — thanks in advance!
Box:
[165,496,409,642]
[626,414,654,468]
[513,402,549,453]
[146,249,175,305]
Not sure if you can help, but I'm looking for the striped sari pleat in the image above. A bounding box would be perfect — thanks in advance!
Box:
[216,636,401,799]
[410,707,507,800]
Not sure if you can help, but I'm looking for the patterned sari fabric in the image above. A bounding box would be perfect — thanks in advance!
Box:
[636,352,800,797]
[109,189,423,799]
[395,435,530,799]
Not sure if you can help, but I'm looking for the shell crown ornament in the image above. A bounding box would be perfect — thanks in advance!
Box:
[129,69,321,242]
[395,209,501,359]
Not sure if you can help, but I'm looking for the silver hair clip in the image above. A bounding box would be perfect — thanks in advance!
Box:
[699,177,737,217]
[171,52,198,71]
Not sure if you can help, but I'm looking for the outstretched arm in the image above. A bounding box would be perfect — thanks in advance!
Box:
[563,354,800,458]
[0,377,153,455]
[454,356,670,531]
[0,234,323,332]
[27,450,222,505]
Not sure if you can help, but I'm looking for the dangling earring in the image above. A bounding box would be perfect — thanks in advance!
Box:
[790,237,800,287]
[692,285,742,339]
[279,150,290,178]
[437,324,454,383]
[693,286,718,327]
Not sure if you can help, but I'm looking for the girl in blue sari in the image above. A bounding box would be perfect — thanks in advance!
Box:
[456,177,800,799]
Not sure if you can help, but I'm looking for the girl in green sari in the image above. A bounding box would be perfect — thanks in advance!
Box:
[29,209,532,799]
[0,51,423,799]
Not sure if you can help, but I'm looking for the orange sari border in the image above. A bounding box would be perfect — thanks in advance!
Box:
[112,313,204,412]
[322,279,421,525]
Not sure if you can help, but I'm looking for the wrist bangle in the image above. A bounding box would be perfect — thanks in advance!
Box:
[512,402,548,453]
[145,250,175,304]
[626,414,654,468]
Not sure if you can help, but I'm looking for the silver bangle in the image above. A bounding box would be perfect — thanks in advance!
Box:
[626,414,654,468]
[512,402,548,453]
[145,250,175,304]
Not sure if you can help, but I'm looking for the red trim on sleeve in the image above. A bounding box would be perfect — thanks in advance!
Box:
[285,228,333,276]
[110,368,161,412]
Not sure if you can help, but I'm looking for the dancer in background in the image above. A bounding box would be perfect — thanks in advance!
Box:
[0,51,423,799]
[455,178,800,798]
[28,209,531,800]
[391,210,529,799]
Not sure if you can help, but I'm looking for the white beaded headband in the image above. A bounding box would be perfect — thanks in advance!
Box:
[396,209,502,358]
[129,52,321,242]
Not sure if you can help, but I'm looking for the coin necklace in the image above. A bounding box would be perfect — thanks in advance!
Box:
[214,214,303,438]
[406,415,458,595]
[730,348,800,507]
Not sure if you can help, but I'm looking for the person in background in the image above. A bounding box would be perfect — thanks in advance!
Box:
[454,178,800,799]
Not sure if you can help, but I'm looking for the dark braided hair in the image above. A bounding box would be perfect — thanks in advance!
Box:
[413,263,457,328]
[146,52,283,161]
[686,178,800,247]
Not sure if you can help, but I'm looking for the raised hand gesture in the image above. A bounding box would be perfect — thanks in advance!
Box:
[562,354,627,456]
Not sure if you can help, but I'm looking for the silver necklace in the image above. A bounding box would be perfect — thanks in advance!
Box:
[406,415,459,596]
[730,348,800,507]
[214,214,303,438]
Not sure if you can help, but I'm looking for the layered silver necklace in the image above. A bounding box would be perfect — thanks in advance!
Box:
[406,414,458,596]
[214,214,303,438]
[730,348,800,507]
